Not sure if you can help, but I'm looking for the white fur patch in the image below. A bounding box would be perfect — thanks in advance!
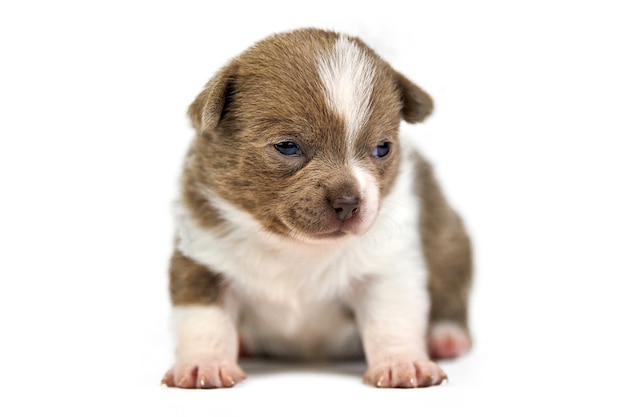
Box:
[317,35,376,143]
[174,192,356,306]
[172,305,239,360]
[349,164,380,234]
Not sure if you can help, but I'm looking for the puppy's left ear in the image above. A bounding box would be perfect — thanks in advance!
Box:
[393,70,434,123]
[188,63,238,134]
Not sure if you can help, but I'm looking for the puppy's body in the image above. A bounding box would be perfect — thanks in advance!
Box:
[163,28,472,389]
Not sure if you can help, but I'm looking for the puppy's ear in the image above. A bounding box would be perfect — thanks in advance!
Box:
[393,70,434,123]
[188,63,238,133]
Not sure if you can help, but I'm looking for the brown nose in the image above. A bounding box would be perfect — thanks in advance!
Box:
[330,197,360,222]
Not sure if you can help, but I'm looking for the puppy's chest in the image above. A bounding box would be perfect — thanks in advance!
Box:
[214,234,359,304]
[218,239,365,358]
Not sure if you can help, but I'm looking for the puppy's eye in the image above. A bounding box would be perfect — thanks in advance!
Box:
[274,141,302,157]
[372,142,391,158]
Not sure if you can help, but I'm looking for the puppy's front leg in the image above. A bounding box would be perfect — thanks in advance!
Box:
[162,250,245,389]
[350,274,447,388]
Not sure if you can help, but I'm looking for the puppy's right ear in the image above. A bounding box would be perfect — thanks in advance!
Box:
[188,63,238,133]
[393,69,434,124]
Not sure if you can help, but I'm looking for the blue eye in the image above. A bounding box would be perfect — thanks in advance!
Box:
[372,142,391,158]
[274,141,302,156]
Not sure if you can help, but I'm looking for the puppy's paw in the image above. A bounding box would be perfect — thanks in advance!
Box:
[162,360,246,389]
[364,358,447,388]
[428,322,472,360]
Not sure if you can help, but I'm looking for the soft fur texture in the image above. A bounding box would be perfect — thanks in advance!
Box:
[162,28,472,389]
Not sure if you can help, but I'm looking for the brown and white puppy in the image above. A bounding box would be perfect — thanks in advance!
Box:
[162,28,472,389]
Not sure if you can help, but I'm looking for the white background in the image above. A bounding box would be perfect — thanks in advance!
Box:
[1,0,625,415]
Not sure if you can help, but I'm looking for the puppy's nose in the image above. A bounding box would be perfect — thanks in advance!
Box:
[330,197,360,222]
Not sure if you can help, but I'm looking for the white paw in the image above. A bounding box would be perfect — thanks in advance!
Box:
[162,359,246,389]
[364,357,447,388]
[428,322,472,359]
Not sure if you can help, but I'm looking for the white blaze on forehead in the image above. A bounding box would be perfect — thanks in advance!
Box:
[317,35,376,144]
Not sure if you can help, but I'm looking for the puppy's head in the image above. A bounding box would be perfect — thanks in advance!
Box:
[185,28,432,242]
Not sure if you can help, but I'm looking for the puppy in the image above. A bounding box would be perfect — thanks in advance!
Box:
[162,28,472,389]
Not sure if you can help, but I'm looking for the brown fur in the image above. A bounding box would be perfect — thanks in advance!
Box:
[414,152,473,331]
[169,249,225,305]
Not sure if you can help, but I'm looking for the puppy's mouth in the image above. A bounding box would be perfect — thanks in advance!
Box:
[309,219,367,240]
[312,230,349,240]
